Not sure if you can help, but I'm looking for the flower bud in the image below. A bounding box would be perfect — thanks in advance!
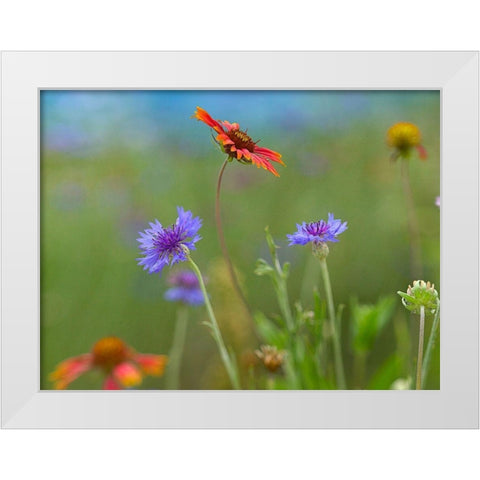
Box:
[312,241,329,260]
[397,280,439,316]
[255,345,286,373]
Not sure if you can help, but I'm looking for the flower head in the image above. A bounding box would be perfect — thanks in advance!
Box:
[49,336,168,390]
[164,270,204,306]
[397,280,439,316]
[435,196,440,208]
[287,213,348,247]
[387,122,427,161]
[193,106,285,177]
[255,345,286,373]
[137,207,202,275]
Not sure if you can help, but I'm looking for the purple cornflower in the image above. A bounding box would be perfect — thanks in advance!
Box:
[164,270,205,306]
[287,213,348,246]
[137,207,202,275]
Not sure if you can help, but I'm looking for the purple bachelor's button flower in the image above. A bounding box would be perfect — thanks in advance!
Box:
[137,207,202,275]
[287,213,348,246]
[164,270,205,306]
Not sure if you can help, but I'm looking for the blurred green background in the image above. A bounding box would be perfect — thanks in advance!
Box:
[40,90,440,389]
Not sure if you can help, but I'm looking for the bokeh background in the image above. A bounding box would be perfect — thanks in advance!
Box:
[40,90,440,389]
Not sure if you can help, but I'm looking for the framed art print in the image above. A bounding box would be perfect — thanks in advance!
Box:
[1,51,478,428]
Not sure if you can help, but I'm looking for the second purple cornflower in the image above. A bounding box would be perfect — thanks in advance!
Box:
[137,207,202,275]
[164,270,205,306]
[287,213,348,246]
[287,213,348,387]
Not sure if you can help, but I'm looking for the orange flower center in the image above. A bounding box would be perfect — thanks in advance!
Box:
[92,337,129,368]
[226,129,256,153]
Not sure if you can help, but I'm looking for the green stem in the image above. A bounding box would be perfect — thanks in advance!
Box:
[165,306,189,390]
[266,376,276,390]
[416,306,425,390]
[400,159,423,279]
[319,257,346,389]
[187,255,240,389]
[283,350,299,389]
[262,228,298,388]
[275,275,294,332]
[271,255,299,388]
[421,301,440,388]
[215,158,252,319]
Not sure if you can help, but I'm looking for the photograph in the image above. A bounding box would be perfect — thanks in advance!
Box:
[41,89,440,391]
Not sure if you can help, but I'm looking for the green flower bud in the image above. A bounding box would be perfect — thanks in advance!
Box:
[312,241,329,260]
[397,280,439,316]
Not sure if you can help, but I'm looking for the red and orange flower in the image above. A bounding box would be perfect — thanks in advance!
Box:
[49,336,168,390]
[193,106,285,177]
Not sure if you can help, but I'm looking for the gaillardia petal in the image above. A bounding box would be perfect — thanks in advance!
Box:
[49,337,168,390]
[193,106,284,177]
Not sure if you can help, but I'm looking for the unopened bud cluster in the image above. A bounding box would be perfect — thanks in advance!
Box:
[397,280,439,315]
[255,345,286,373]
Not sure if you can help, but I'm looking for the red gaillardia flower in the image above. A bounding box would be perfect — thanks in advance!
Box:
[49,336,168,390]
[193,106,285,177]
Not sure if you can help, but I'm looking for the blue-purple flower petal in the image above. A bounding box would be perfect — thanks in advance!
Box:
[137,208,202,275]
[164,270,205,306]
[164,287,204,306]
[287,213,347,246]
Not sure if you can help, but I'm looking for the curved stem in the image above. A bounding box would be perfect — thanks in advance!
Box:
[187,255,240,389]
[401,159,423,279]
[421,301,440,388]
[215,158,252,318]
[319,257,346,389]
[165,306,188,390]
[416,305,426,390]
